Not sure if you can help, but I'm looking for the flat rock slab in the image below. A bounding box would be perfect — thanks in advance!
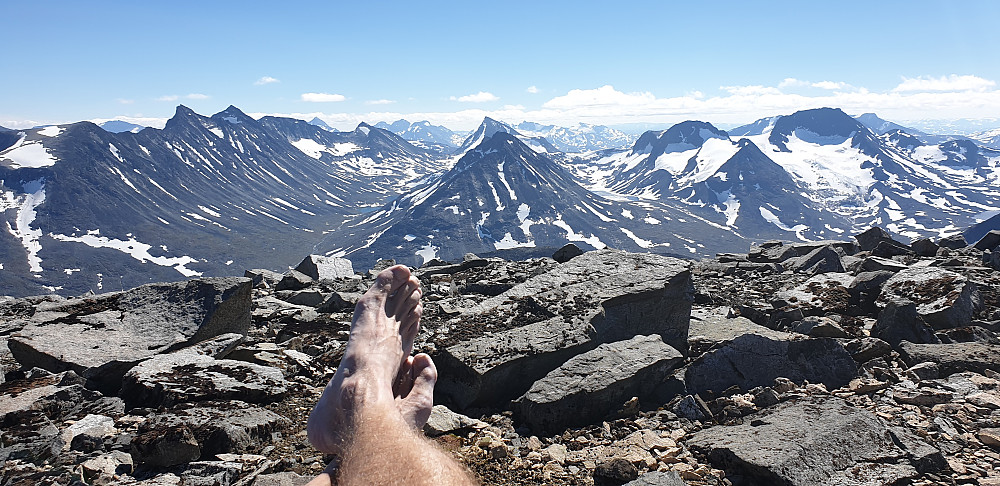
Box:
[469,249,692,352]
[8,278,252,393]
[877,267,980,330]
[898,342,1000,376]
[515,335,683,431]
[774,273,854,315]
[624,471,687,486]
[435,316,597,410]
[437,249,691,410]
[131,401,288,467]
[294,255,354,281]
[687,311,788,356]
[685,333,858,396]
[688,396,926,486]
[120,352,289,409]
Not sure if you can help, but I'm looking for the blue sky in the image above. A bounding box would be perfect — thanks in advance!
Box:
[3,1,1000,131]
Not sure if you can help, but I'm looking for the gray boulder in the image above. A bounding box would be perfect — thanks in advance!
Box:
[784,245,844,275]
[687,310,788,356]
[688,396,932,485]
[910,238,939,257]
[294,254,354,281]
[749,241,856,263]
[685,333,858,396]
[871,301,941,348]
[243,269,284,288]
[515,335,683,431]
[855,227,896,251]
[131,401,288,466]
[8,278,252,393]
[973,230,1000,251]
[624,471,687,486]
[898,341,1000,375]
[436,250,692,410]
[773,273,854,316]
[423,405,485,437]
[937,233,968,249]
[858,256,907,273]
[120,352,289,409]
[275,270,312,291]
[877,267,980,330]
[552,243,584,263]
[848,271,895,315]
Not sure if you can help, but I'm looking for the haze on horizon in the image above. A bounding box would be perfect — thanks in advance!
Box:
[3,1,1000,132]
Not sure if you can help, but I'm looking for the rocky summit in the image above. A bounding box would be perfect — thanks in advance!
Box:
[2,232,1000,486]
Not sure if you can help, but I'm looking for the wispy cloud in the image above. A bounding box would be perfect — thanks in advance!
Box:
[450,91,499,103]
[254,76,280,86]
[526,86,539,94]
[365,99,396,105]
[156,95,179,102]
[893,74,995,92]
[116,98,135,105]
[301,92,346,102]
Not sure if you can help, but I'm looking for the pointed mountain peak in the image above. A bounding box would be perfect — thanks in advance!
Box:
[456,117,520,154]
[308,117,333,131]
[212,105,254,124]
[355,122,373,135]
[164,104,206,129]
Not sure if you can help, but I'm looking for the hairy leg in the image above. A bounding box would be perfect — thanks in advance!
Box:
[305,265,476,486]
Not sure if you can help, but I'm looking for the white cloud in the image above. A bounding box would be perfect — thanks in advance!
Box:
[116,98,134,104]
[893,74,995,92]
[156,95,179,102]
[254,76,280,85]
[778,78,809,88]
[450,91,499,103]
[720,85,783,96]
[811,81,850,90]
[526,85,539,94]
[365,99,396,105]
[544,85,656,109]
[301,92,346,102]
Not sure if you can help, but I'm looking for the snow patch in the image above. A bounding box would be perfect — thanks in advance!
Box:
[620,228,654,248]
[759,206,809,241]
[553,216,606,249]
[50,232,201,277]
[2,143,57,168]
[37,126,63,137]
[4,179,46,272]
[621,209,633,219]
[209,127,224,138]
[415,243,437,265]
[494,232,536,250]
[291,138,326,159]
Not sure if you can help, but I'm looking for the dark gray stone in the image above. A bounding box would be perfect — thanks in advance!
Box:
[872,301,941,348]
[688,396,926,486]
[749,241,857,263]
[938,326,1000,344]
[252,472,312,486]
[623,471,687,486]
[937,234,968,249]
[877,267,980,330]
[131,401,289,466]
[871,240,915,258]
[316,291,361,313]
[973,230,1000,251]
[275,270,312,291]
[515,335,683,431]
[855,227,896,251]
[859,256,908,273]
[552,243,584,263]
[120,352,289,409]
[294,254,354,281]
[687,311,788,356]
[685,334,858,396]
[792,316,850,338]
[910,238,940,257]
[276,289,327,307]
[244,269,284,288]
[848,271,895,315]
[7,278,252,394]
[898,341,1000,375]
[845,337,892,363]
[784,245,844,275]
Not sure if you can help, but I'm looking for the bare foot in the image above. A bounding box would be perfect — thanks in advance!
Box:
[307,265,424,454]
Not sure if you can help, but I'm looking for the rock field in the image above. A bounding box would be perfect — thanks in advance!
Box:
[3,228,1000,485]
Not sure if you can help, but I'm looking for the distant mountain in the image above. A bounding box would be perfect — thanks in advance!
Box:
[728,116,779,137]
[854,113,916,135]
[970,128,1000,149]
[307,117,334,131]
[571,107,1000,244]
[514,121,636,152]
[375,119,462,148]
[0,105,448,296]
[98,120,146,133]
[319,131,741,269]
[456,117,558,155]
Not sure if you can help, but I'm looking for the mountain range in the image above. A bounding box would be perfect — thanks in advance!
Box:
[3,106,1000,296]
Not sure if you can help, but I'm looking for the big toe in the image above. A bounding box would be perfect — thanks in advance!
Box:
[404,353,437,429]
[371,264,412,297]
